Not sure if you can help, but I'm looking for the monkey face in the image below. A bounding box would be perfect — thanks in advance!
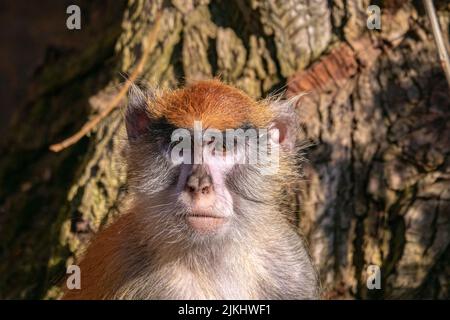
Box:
[124,80,301,243]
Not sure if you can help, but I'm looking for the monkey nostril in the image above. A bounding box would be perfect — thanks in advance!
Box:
[188,186,196,193]
[201,186,210,194]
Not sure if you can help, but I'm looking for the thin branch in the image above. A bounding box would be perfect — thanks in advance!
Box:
[49,14,162,152]
[423,0,450,88]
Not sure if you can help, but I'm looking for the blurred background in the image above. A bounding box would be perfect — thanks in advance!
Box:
[0,0,449,299]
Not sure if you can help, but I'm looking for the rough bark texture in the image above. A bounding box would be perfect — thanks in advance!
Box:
[0,0,448,299]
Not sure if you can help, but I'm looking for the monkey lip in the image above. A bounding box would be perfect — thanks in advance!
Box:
[186,213,226,233]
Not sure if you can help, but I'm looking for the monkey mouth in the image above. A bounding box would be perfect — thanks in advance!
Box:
[186,212,226,233]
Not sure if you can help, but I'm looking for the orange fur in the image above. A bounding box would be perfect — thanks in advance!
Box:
[62,212,138,299]
[150,80,272,130]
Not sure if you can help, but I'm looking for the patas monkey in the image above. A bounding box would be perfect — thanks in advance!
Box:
[62,80,320,299]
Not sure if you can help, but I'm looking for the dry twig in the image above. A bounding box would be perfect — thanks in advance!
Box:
[423,0,450,88]
[49,14,162,152]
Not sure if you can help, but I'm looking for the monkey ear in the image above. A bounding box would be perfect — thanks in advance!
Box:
[268,95,302,151]
[125,84,153,141]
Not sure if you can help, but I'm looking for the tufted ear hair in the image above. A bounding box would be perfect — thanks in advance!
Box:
[267,94,303,151]
[125,83,155,141]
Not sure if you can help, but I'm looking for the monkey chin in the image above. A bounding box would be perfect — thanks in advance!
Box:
[186,213,227,234]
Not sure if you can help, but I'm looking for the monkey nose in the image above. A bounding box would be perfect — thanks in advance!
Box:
[184,165,214,198]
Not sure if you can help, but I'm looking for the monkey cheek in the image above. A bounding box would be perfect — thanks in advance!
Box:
[186,216,227,234]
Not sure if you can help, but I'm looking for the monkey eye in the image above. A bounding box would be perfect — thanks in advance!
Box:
[168,136,183,150]
[217,137,227,153]
[206,136,228,154]
[206,136,216,145]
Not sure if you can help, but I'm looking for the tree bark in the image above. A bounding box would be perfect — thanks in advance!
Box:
[0,0,448,299]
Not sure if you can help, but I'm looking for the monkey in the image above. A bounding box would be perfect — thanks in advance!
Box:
[62,79,320,300]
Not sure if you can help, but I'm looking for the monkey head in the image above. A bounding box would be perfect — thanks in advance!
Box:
[124,80,301,245]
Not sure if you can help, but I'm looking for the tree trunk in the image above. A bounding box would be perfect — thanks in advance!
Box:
[0,0,448,299]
